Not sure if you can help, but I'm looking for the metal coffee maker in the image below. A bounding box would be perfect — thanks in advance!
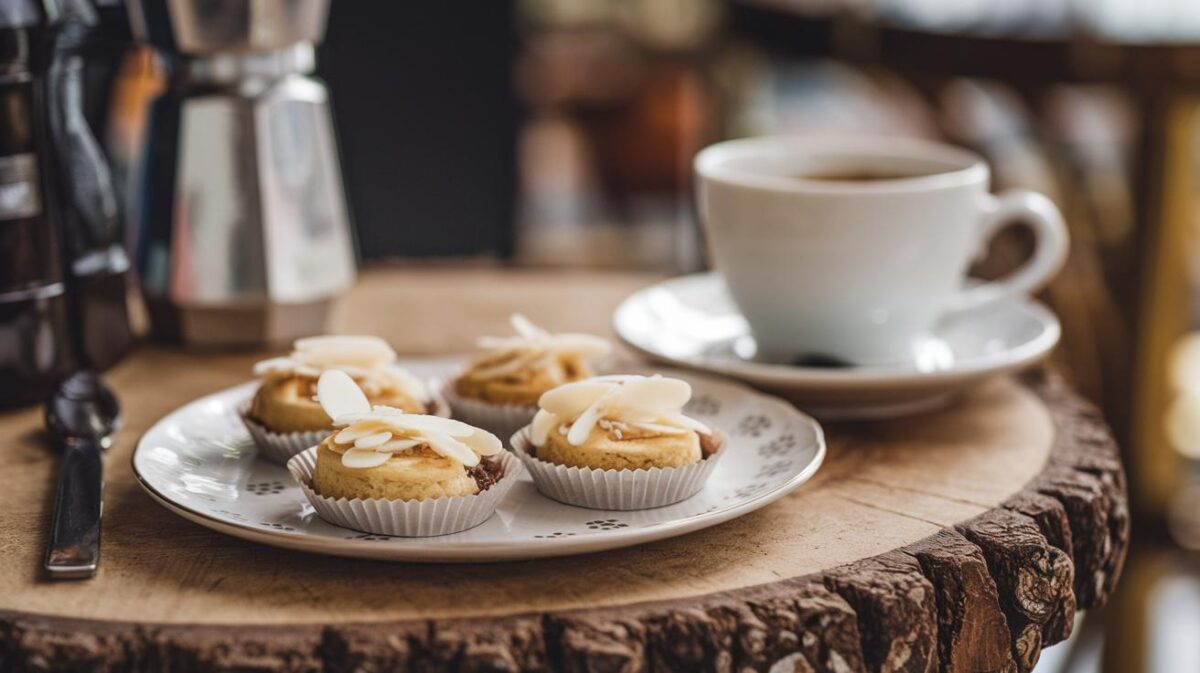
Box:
[127,0,355,347]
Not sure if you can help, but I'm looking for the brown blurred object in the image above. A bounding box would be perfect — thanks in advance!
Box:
[580,64,710,197]
[516,30,712,197]
[514,0,720,270]
[106,46,164,180]
[515,31,644,108]
[1130,96,1200,522]
[106,46,166,339]
[925,80,1136,432]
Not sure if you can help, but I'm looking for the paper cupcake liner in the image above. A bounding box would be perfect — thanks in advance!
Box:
[439,371,537,441]
[241,391,451,466]
[239,408,327,466]
[287,447,522,537]
[510,427,723,510]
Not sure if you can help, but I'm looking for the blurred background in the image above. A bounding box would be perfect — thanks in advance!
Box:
[11,0,1200,670]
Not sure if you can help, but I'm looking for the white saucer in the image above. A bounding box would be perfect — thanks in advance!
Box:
[132,358,824,563]
[613,273,1060,419]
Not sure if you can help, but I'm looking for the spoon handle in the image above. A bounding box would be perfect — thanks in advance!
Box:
[45,439,103,579]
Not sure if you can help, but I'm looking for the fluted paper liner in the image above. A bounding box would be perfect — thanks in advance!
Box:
[241,389,451,466]
[287,447,522,537]
[510,427,723,510]
[439,371,538,442]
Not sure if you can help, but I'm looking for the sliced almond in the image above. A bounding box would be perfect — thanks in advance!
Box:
[375,438,424,453]
[510,313,550,340]
[459,428,503,456]
[317,370,371,420]
[341,448,391,469]
[471,316,610,376]
[294,335,396,368]
[567,398,605,445]
[614,376,691,413]
[378,365,430,402]
[530,409,558,447]
[422,430,480,467]
[660,411,710,435]
[538,380,619,417]
[251,356,294,376]
[353,431,393,449]
[550,333,611,356]
[388,413,478,437]
[630,421,691,435]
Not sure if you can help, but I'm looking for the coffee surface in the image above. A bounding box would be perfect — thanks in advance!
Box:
[793,169,935,182]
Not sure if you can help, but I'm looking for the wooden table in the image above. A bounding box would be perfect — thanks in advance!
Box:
[0,268,1128,673]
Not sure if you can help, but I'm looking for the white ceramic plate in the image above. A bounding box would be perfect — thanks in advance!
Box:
[133,359,824,562]
[613,273,1060,418]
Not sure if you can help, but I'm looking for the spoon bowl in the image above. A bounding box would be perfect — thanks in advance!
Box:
[45,371,121,449]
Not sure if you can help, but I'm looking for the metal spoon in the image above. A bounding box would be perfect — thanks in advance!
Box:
[43,371,121,579]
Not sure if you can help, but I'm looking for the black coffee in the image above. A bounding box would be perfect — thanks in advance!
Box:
[794,170,923,182]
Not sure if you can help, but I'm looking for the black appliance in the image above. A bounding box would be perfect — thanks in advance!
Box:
[0,0,131,408]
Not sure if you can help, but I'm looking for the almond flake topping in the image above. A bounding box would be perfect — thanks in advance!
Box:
[253,335,429,402]
[316,371,500,469]
[466,314,611,381]
[530,375,709,447]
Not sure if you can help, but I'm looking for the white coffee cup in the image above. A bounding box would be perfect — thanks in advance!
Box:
[695,136,1068,365]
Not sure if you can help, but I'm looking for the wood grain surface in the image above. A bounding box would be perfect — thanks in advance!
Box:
[0,267,1128,673]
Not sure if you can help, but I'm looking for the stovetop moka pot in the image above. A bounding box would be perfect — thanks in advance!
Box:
[128,0,356,348]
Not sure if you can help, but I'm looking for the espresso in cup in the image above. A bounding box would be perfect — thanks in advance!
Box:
[791,171,906,182]
[695,137,1068,365]
[790,166,952,183]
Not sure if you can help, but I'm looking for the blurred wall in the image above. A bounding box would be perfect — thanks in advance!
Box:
[319,1,520,259]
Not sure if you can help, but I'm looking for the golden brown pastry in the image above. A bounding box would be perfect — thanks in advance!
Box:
[248,335,433,433]
[453,314,610,406]
[528,375,723,470]
[310,371,504,501]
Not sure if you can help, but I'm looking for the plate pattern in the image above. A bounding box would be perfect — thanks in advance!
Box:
[133,359,824,562]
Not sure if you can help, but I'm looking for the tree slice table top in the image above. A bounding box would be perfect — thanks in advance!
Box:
[0,267,1128,673]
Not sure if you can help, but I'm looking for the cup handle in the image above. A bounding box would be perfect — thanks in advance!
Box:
[949,190,1069,312]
